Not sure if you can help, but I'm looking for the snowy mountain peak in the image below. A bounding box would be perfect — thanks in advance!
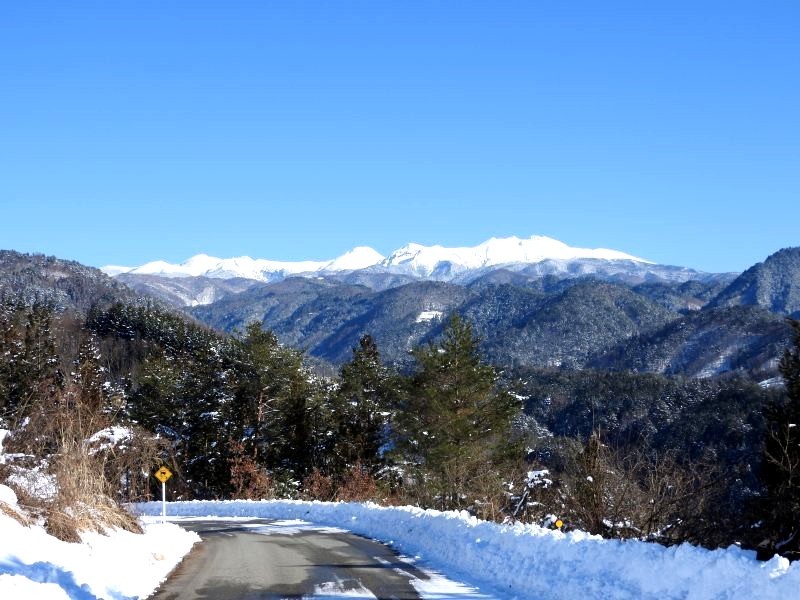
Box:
[102,236,653,282]
[104,247,385,281]
[381,235,651,277]
[323,246,385,271]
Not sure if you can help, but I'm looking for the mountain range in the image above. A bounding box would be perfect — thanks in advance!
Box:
[106,236,722,307]
[4,238,799,380]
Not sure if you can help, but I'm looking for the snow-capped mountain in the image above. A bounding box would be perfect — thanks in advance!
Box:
[380,235,651,278]
[103,236,651,282]
[107,247,386,282]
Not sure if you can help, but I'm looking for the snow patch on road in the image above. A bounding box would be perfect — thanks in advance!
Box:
[311,579,377,598]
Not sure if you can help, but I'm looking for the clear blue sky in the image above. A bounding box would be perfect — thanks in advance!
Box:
[1,1,797,273]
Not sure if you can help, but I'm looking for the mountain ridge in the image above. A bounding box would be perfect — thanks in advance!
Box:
[102,235,658,282]
[103,235,727,306]
[708,247,800,317]
[2,247,797,381]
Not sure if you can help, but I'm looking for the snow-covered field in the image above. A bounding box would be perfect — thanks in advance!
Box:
[136,500,800,600]
[0,484,198,600]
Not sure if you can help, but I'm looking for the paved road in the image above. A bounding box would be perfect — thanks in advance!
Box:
[152,519,484,600]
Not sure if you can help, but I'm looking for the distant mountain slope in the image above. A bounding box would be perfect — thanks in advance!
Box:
[192,279,469,365]
[192,277,679,370]
[4,247,796,380]
[117,273,259,308]
[191,277,373,338]
[593,306,792,377]
[507,258,714,285]
[633,278,735,313]
[708,247,800,316]
[469,280,679,369]
[0,250,148,313]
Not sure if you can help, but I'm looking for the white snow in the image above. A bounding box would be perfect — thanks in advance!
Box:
[313,580,377,598]
[189,286,219,307]
[101,235,652,282]
[382,235,652,277]
[0,512,199,599]
[86,426,133,454]
[526,469,553,488]
[98,265,133,277]
[0,574,71,600]
[6,464,57,501]
[322,246,387,272]
[148,517,490,599]
[4,493,796,599]
[416,310,444,323]
[758,377,785,389]
[0,484,17,507]
[133,500,800,600]
[115,248,385,282]
[0,427,199,599]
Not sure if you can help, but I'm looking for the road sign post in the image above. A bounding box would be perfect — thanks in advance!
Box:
[154,466,173,523]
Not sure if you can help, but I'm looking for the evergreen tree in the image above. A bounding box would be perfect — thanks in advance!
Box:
[399,315,520,511]
[0,300,21,419]
[132,344,233,498]
[73,333,109,413]
[228,322,319,488]
[756,318,800,559]
[328,335,397,477]
[0,302,62,421]
[179,341,232,497]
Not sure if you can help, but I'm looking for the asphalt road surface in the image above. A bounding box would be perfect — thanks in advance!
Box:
[151,519,489,600]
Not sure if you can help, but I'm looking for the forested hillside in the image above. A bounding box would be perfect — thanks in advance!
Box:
[0,250,148,312]
[2,250,799,560]
[189,274,790,378]
[709,247,800,316]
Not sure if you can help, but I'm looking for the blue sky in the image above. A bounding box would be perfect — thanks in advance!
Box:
[1,1,797,273]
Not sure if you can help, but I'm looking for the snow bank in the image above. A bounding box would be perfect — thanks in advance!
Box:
[0,484,17,507]
[0,512,199,599]
[135,500,799,600]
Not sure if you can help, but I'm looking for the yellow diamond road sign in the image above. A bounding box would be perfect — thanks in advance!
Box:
[155,466,172,483]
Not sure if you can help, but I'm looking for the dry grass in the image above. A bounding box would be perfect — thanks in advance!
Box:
[6,386,146,542]
[46,439,142,542]
[0,500,30,527]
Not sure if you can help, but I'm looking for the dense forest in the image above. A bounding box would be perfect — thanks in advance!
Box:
[1,294,799,559]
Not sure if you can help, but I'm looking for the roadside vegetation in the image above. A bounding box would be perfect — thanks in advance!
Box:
[1,297,798,560]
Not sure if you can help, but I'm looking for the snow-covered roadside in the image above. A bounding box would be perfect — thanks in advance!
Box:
[136,500,800,600]
[0,485,199,600]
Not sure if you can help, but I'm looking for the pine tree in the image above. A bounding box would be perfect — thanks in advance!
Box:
[756,318,800,559]
[399,315,520,511]
[228,322,319,489]
[329,335,396,477]
[0,302,62,421]
[73,334,110,412]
